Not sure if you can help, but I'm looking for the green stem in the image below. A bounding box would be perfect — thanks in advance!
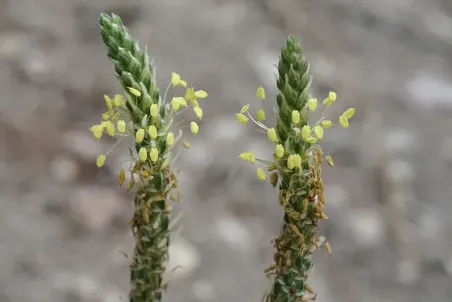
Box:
[99,13,176,302]
[266,36,326,302]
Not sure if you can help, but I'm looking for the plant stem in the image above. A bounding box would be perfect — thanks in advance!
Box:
[265,36,327,302]
[99,13,176,302]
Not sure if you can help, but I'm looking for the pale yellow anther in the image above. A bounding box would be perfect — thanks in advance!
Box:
[313,125,324,139]
[117,120,126,133]
[323,91,337,107]
[105,121,115,137]
[267,128,277,142]
[275,144,284,159]
[239,152,255,164]
[257,168,266,182]
[329,91,337,101]
[190,121,199,135]
[96,154,106,168]
[307,97,318,112]
[293,154,302,168]
[171,72,181,86]
[256,86,266,100]
[149,148,159,163]
[325,155,334,167]
[167,132,175,146]
[113,94,123,107]
[138,147,147,162]
[135,128,145,143]
[287,155,295,170]
[339,115,349,128]
[194,90,208,99]
[342,107,356,119]
[150,104,159,117]
[128,87,141,97]
[235,113,249,124]
[185,87,196,102]
[321,120,332,129]
[148,125,158,139]
[194,107,203,120]
[305,137,317,144]
[301,125,311,140]
[90,125,103,139]
[179,80,187,88]
[240,104,250,114]
[256,109,266,122]
[171,97,187,112]
[104,95,113,111]
[292,110,301,124]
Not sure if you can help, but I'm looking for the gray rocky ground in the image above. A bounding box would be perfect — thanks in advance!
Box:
[1,0,452,301]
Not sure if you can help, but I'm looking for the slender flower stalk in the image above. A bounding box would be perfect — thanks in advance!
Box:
[95,13,207,302]
[236,36,355,301]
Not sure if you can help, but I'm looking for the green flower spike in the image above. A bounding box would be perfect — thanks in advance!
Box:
[235,35,355,302]
[97,13,208,302]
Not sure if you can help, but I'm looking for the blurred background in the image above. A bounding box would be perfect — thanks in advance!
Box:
[1,0,452,301]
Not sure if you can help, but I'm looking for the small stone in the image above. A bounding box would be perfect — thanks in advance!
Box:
[396,260,420,285]
[62,130,104,161]
[192,279,216,300]
[384,129,415,154]
[207,116,243,143]
[248,49,279,91]
[215,215,251,252]
[50,156,79,183]
[167,237,201,279]
[184,141,214,169]
[346,209,386,248]
[439,137,452,163]
[68,187,124,232]
[384,160,415,184]
[405,74,452,108]
[325,184,350,210]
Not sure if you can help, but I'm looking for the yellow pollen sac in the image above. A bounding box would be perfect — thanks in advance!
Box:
[293,154,302,168]
[307,97,318,112]
[135,128,145,143]
[267,128,277,142]
[235,113,249,124]
[167,132,175,146]
[239,152,255,164]
[301,125,311,140]
[96,154,106,167]
[150,104,159,117]
[138,148,147,162]
[117,120,126,133]
[342,107,356,119]
[339,115,349,128]
[171,72,181,86]
[128,87,141,97]
[90,125,103,139]
[256,86,266,100]
[257,168,266,182]
[194,90,208,99]
[194,107,203,120]
[313,125,324,139]
[240,104,250,113]
[190,121,199,135]
[275,144,284,159]
[292,110,301,124]
[287,155,295,170]
[148,125,158,139]
[256,109,266,121]
[105,121,115,137]
[149,148,159,163]
[321,120,332,128]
